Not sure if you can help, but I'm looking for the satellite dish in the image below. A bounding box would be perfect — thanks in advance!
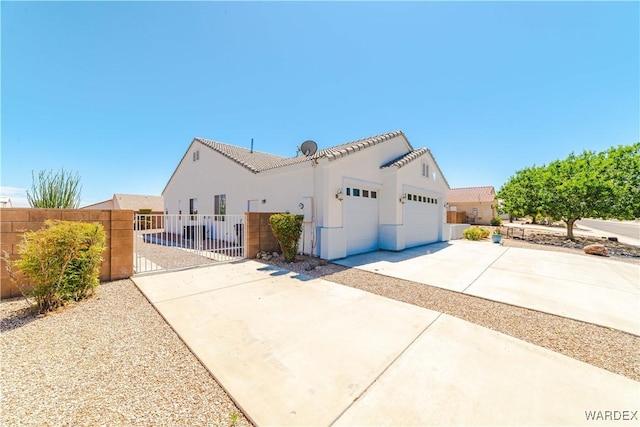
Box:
[300,140,318,157]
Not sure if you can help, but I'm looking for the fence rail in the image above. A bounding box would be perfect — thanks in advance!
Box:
[134,214,245,274]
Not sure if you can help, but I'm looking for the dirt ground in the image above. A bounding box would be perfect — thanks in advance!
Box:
[487,223,639,263]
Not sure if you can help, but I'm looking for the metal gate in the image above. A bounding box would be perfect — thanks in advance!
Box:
[134,213,245,275]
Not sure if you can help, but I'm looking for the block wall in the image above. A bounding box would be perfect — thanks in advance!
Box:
[1,209,134,299]
[245,212,281,258]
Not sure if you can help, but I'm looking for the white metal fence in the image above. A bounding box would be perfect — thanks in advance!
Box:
[133,214,245,274]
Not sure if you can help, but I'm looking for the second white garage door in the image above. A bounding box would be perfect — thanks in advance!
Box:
[344,186,379,256]
[404,192,440,248]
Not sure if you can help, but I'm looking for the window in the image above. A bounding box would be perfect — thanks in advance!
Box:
[435,199,438,204]
[418,196,422,202]
[214,194,226,221]
[193,150,200,161]
[346,187,351,196]
[371,191,377,199]
[363,190,369,198]
[353,188,360,197]
[189,198,198,219]
[422,162,429,178]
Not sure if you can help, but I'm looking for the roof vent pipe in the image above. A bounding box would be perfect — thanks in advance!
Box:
[250,138,254,154]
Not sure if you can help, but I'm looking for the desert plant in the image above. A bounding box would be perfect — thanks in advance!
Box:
[463,226,490,241]
[490,217,502,226]
[27,168,82,208]
[10,220,106,312]
[269,213,304,262]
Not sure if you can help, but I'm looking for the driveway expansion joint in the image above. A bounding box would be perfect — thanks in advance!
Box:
[460,246,511,293]
[328,312,445,426]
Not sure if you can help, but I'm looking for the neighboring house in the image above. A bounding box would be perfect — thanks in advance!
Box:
[0,197,12,208]
[446,186,497,225]
[82,194,164,212]
[163,130,451,260]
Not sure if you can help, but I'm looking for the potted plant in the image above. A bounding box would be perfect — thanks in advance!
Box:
[492,227,502,244]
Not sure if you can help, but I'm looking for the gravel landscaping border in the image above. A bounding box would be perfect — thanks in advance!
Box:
[1,280,252,427]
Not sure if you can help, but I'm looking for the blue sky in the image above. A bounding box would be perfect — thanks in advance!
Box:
[2,1,638,207]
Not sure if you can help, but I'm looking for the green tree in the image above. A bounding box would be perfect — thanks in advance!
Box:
[498,143,639,240]
[541,150,614,240]
[27,168,82,208]
[599,142,640,219]
[497,166,545,222]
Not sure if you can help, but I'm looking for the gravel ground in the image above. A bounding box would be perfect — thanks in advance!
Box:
[1,279,251,427]
[258,253,640,382]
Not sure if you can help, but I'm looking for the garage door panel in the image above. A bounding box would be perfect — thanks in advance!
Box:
[404,194,440,247]
[344,186,379,256]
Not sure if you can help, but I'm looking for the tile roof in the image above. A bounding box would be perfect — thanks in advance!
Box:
[195,138,290,173]
[195,130,407,173]
[381,148,429,168]
[380,147,451,189]
[447,186,496,204]
[318,130,407,162]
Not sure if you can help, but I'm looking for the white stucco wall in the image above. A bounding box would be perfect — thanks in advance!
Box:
[378,151,450,251]
[163,135,452,260]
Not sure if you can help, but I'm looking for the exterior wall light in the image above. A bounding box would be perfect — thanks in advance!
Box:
[399,194,407,204]
[335,188,345,201]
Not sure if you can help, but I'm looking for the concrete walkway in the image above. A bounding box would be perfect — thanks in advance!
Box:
[335,240,640,336]
[133,261,639,426]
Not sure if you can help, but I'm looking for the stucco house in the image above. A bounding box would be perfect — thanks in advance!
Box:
[162,130,451,260]
[82,194,164,213]
[446,186,497,225]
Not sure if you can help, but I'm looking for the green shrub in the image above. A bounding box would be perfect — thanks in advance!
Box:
[463,226,490,241]
[11,220,106,313]
[269,214,304,262]
[490,217,502,226]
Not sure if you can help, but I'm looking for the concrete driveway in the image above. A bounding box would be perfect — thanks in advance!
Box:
[133,261,639,426]
[334,240,640,336]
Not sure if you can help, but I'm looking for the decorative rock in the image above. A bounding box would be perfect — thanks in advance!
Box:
[272,252,279,257]
[583,244,609,257]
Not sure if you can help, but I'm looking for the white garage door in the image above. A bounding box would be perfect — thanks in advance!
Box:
[404,192,440,248]
[344,186,379,256]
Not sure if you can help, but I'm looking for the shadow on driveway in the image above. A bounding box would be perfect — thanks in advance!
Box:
[336,241,452,267]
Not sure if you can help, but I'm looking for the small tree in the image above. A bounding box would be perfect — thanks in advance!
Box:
[27,168,82,208]
[269,214,304,262]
